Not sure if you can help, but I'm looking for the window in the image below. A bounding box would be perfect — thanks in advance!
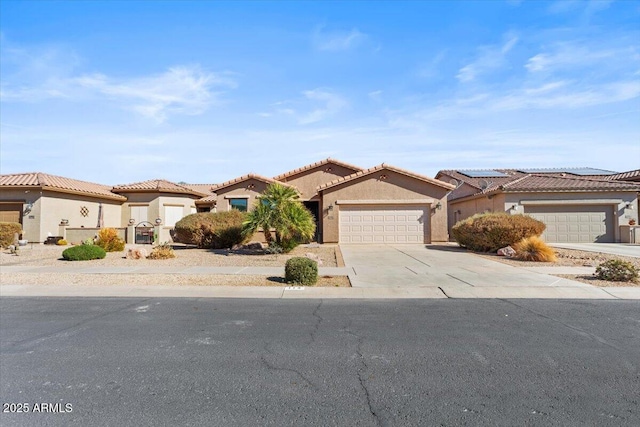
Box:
[229,198,248,212]
[130,206,148,224]
[164,206,184,227]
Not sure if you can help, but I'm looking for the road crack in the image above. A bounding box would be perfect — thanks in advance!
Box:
[260,342,317,389]
[308,300,324,344]
[344,325,381,426]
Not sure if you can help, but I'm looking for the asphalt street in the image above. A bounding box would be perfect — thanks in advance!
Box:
[1,297,639,426]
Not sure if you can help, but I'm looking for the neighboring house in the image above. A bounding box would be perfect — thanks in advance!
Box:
[111,179,212,243]
[0,172,126,243]
[435,168,640,243]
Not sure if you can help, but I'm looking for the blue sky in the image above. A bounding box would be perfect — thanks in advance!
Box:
[1,0,639,185]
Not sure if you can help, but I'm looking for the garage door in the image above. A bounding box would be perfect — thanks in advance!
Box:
[339,205,427,244]
[0,204,22,224]
[525,205,614,243]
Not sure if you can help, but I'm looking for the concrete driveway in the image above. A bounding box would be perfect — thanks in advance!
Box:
[341,244,591,289]
[550,243,640,258]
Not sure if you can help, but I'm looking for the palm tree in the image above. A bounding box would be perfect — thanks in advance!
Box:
[242,183,316,249]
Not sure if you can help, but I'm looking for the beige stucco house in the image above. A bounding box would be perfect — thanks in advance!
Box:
[435,168,640,243]
[0,172,126,244]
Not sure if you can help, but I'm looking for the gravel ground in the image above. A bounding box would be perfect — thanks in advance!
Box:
[473,248,640,287]
[0,243,339,267]
[1,244,348,287]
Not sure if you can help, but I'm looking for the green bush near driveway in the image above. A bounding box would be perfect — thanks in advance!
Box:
[285,257,318,286]
[62,245,107,261]
[595,259,639,282]
[451,213,546,252]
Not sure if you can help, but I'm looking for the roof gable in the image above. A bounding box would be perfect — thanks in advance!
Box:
[211,173,297,192]
[274,158,363,181]
[318,164,455,192]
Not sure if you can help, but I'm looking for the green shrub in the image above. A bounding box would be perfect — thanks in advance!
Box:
[0,222,22,248]
[285,257,318,286]
[451,213,546,252]
[280,239,299,253]
[173,211,249,249]
[96,228,125,252]
[595,260,639,282]
[62,245,106,261]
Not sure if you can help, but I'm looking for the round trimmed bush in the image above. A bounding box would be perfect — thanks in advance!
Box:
[0,222,22,248]
[62,245,106,261]
[451,213,546,252]
[285,257,318,286]
[173,211,248,249]
[595,259,638,282]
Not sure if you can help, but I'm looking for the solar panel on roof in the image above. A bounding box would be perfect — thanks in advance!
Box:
[459,170,509,178]
[519,168,618,176]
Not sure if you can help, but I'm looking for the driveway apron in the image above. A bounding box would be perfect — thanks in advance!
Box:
[340,244,590,289]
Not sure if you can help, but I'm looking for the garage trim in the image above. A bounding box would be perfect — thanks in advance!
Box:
[520,199,623,206]
[336,199,435,205]
[339,204,429,244]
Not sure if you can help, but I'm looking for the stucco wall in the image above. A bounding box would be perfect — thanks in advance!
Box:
[215,179,268,212]
[448,194,506,231]
[38,191,122,243]
[320,171,450,243]
[278,164,359,200]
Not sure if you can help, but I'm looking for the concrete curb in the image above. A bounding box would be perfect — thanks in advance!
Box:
[2,284,638,299]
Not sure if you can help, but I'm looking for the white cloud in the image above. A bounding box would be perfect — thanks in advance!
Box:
[457,32,519,82]
[75,66,236,122]
[313,27,367,51]
[298,89,347,124]
[525,43,627,73]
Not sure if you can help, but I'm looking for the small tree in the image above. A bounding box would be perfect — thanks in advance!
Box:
[242,183,315,251]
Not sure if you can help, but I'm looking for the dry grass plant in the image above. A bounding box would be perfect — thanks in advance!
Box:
[513,236,557,262]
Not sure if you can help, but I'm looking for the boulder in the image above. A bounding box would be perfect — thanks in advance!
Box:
[126,248,148,260]
[497,246,516,257]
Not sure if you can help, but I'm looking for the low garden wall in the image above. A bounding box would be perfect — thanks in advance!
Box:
[65,228,127,245]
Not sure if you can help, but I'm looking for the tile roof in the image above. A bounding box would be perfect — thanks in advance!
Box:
[112,179,210,197]
[0,172,127,201]
[436,169,640,201]
[607,169,640,182]
[318,164,456,191]
[211,173,297,192]
[183,183,216,195]
[195,195,217,205]
[273,158,363,180]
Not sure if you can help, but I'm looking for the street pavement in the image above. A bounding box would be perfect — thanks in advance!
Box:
[1,298,639,426]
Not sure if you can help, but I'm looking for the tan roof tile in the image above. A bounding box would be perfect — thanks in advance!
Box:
[273,158,363,180]
[0,172,126,201]
[112,179,209,197]
[211,173,297,192]
[318,164,455,191]
[608,169,640,181]
[436,168,640,201]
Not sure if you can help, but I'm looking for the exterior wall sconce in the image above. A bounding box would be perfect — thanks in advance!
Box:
[60,219,69,226]
[128,218,136,226]
[23,203,33,215]
[379,174,388,180]
[626,203,634,210]
[435,202,442,210]
[155,217,162,225]
[328,204,334,211]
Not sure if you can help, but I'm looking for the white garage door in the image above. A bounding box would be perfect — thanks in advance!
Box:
[525,205,614,243]
[339,205,427,244]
